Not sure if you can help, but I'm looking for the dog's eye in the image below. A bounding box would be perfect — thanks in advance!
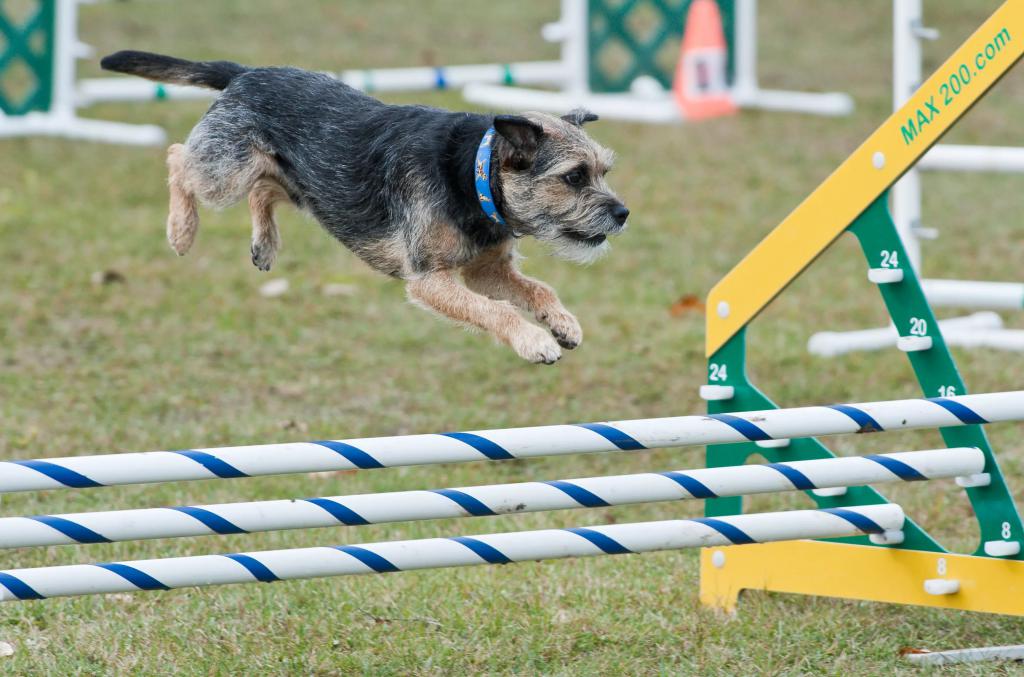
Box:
[563,170,585,187]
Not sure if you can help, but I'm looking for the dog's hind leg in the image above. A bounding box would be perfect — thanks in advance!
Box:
[407,270,562,364]
[164,143,198,256]
[248,178,289,271]
[166,143,199,256]
[462,244,582,350]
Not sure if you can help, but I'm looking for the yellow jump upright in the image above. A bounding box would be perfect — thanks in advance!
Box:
[700,0,1024,616]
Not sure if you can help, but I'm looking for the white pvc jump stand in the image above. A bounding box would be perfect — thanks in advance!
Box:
[0,0,165,145]
[727,0,852,118]
[463,0,853,124]
[808,0,1024,356]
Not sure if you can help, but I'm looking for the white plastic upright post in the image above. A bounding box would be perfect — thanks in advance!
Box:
[732,0,758,103]
[52,0,80,121]
[0,0,165,144]
[892,0,926,270]
[561,0,589,95]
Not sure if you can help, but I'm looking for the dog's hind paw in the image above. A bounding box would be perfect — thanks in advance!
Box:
[251,241,277,272]
[540,310,582,350]
[167,216,197,256]
[510,324,562,365]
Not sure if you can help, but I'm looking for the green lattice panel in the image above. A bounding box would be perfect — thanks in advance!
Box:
[0,0,55,115]
[587,0,734,93]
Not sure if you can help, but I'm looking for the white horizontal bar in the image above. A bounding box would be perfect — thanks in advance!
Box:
[921,279,1024,310]
[919,144,1024,173]
[0,448,978,549]
[337,61,567,92]
[807,312,1003,357]
[463,83,683,123]
[2,393,1016,494]
[731,88,854,116]
[77,61,568,105]
[75,78,216,105]
[0,113,165,145]
[943,329,1024,351]
[0,505,904,603]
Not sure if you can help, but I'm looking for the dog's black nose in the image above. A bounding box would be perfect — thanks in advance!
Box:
[611,204,629,225]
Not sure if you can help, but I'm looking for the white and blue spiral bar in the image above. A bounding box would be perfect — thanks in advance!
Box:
[0,504,904,603]
[2,392,1017,495]
[0,448,981,549]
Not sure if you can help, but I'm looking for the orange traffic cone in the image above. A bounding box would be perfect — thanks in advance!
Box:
[673,0,737,120]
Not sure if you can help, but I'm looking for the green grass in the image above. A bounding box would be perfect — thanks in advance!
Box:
[2,0,1024,673]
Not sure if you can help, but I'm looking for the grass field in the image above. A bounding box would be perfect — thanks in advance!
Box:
[2,0,1024,674]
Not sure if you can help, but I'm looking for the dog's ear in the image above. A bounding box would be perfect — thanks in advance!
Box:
[561,108,599,126]
[493,115,545,170]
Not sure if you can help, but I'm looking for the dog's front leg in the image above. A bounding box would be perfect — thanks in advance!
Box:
[462,253,582,350]
[407,271,562,364]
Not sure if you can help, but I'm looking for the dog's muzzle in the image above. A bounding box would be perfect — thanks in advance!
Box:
[560,201,629,246]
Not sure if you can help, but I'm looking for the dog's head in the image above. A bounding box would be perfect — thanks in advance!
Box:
[493,109,627,263]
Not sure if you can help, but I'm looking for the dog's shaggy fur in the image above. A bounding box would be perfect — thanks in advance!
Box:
[101,50,629,363]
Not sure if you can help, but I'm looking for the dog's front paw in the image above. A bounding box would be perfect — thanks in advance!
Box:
[539,310,582,350]
[510,324,562,365]
[251,240,278,272]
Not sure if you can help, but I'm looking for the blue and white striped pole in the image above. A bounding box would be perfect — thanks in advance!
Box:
[0,448,981,549]
[0,504,904,603]
[2,391,1018,495]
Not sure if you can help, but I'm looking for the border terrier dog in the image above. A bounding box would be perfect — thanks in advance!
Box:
[101,51,629,364]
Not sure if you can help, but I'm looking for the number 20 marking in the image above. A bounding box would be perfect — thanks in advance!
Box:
[909,318,928,336]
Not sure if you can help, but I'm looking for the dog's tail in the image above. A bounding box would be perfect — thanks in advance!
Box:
[100,50,249,90]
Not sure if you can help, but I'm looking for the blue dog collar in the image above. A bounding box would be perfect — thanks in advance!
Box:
[475,127,505,225]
